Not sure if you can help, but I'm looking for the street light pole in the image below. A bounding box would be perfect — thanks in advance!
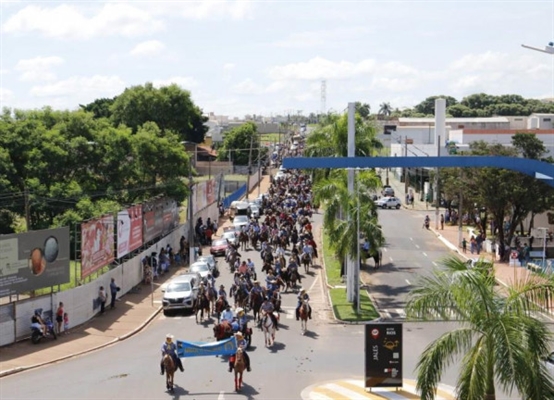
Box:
[356,168,361,315]
[188,158,195,265]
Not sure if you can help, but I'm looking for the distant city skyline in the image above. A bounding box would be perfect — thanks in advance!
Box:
[1,1,554,118]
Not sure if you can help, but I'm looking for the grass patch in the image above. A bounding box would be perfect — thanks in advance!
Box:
[330,287,379,322]
[33,261,110,296]
[260,133,281,143]
[323,230,343,286]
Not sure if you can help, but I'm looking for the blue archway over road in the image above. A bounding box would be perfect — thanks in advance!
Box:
[282,156,554,187]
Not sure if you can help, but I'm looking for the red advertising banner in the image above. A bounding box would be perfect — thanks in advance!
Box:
[81,215,115,279]
[142,199,164,243]
[117,205,143,258]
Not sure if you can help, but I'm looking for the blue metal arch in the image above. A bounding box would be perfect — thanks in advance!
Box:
[282,156,554,187]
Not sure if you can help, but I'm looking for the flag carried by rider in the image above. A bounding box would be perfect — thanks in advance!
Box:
[176,337,238,358]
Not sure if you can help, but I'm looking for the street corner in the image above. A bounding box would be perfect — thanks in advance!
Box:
[300,378,456,400]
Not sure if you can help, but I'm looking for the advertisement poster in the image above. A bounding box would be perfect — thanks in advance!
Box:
[142,199,164,243]
[162,199,179,235]
[81,215,115,279]
[117,205,143,258]
[364,323,403,388]
[0,227,70,296]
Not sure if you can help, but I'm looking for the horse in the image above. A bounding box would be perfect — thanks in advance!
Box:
[261,311,277,347]
[230,284,249,309]
[233,348,246,392]
[162,354,175,392]
[194,293,211,324]
[213,320,233,341]
[249,231,259,250]
[301,252,312,274]
[239,232,248,251]
[214,297,226,320]
[250,291,264,322]
[261,261,274,275]
[206,285,218,314]
[299,299,310,335]
[372,249,383,269]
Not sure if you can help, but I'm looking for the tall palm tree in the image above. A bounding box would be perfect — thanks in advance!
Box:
[378,102,392,120]
[405,257,554,400]
[313,169,384,269]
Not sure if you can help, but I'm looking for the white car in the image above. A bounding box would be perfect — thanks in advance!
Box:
[197,255,217,273]
[190,261,211,279]
[162,274,200,313]
[233,215,250,231]
[375,196,402,209]
[221,230,239,246]
[275,171,286,181]
[250,204,260,219]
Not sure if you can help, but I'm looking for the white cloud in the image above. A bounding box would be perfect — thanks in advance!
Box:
[148,0,254,20]
[15,56,64,82]
[0,88,14,104]
[223,63,236,70]
[130,40,166,57]
[268,57,377,81]
[3,4,165,39]
[152,76,198,89]
[30,75,125,98]
[274,27,372,48]
[232,79,265,95]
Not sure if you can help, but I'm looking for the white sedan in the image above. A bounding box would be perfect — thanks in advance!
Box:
[375,196,402,209]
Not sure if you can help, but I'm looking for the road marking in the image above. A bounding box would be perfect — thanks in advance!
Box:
[409,237,413,241]
[381,310,392,319]
[153,300,162,304]
[389,257,393,262]
[415,244,420,249]
[405,279,411,285]
[395,309,406,319]
[383,248,387,252]
[217,390,225,400]
[432,261,438,266]
[422,252,427,257]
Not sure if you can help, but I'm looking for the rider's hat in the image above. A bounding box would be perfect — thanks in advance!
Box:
[235,331,243,338]
[253,280,259,284]
[166,333,174,340]
[220,284,225,288]
[236,307,244,314]
[300,288,306,293]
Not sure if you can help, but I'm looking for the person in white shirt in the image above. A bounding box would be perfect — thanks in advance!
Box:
[220,305,234,323]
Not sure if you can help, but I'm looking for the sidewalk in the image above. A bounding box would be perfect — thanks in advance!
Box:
[385,171,535,289]
[0,175,272,378]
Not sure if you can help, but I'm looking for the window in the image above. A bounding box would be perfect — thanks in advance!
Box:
[458,125,464,129]
[543,118,551,122]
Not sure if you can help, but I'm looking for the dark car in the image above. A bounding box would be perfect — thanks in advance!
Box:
[210,238,229,257]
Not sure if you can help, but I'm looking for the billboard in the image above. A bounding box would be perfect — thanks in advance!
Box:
[142,199,164,243]
[162,199,179,235]
[196,181,208,212]
[81,215,115,279]
[117,205,143,258]
[365,323,403,388]
[0,227,70,296]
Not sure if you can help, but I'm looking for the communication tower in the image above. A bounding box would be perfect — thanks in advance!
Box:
[320,80,327,115]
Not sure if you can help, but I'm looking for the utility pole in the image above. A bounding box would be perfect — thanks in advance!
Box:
[24,185,31,231]
[188,158,195,265]
[257,154,262,197]
[403,137,408,198]
[458,168,463,247]
[246,134,254,200]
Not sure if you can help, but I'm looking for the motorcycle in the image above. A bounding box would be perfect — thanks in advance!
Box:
[31,317,57,344]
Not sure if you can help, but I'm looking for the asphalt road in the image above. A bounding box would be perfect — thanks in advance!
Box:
[0,208,522,399]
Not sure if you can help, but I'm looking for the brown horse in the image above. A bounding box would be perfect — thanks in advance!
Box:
[249,231,259,250]
[301,253,312,274]
[162,354,175,392]
[206,285,218,314]
[213,320,233,341]
[214,297,226,320]
[194,293,211,324]
[250,291,264,322]
[299,299,310,335]
[239,232,248,251]
[234,348,246,392]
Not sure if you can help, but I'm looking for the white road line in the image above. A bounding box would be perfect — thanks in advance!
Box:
[422,252,428,257]
[405,279,411,285]
[395,309,406,318]
[307,274,319,294]
[217,390,225,400]
[409,237,413,241]
[383,248,387,252]
[153,300,162,304]
[382,310,392,319]
[389,257,393,262]
[432,261,438,266]
[415,244,420,249]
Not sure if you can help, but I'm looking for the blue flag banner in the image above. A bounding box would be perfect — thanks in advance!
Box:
[176,337,237,358]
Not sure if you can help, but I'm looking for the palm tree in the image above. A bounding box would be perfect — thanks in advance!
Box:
[313,169,384,273]
[405,257,554,400]
[378,102,392,120]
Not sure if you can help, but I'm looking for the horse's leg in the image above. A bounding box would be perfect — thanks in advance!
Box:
[239,371,243,389]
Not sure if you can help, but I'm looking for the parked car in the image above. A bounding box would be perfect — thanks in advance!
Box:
[162,274,199,314]
[210,238,230,256]
[275,171,287,181]
[221,230,239,247]
[382,186,395,197]
[544,352,554,376]
[375,196,402,209]
[233,215,250,231]
[197,255,218,273]
[190,261,211,279]
[250,204,260,219]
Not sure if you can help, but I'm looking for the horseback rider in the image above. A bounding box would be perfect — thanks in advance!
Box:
[275,243,285,258]
[288,259,301,284]
[296,289,312,320]
[249,280,264,304]
[302,240,314,262]
[235,307,248,333]
[160,333,184,375]
[220,304,234,323]
[228,332,251,372]
[260,296,279,330]
[246,258,256,279]
[218,284,227,301]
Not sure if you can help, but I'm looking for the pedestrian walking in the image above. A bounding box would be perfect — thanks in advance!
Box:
[109,278,120,309]
[63,312,69,334]
[98,286,107,314]
[55,301,64,334]
[440,214,444,230]
[462,237,467,253]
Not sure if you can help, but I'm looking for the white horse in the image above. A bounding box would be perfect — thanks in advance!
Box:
[261,311,277,347]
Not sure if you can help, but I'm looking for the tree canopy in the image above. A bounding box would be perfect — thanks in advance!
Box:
[216,122,262,166]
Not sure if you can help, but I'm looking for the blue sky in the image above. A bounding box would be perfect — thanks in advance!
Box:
[1,1,554,118]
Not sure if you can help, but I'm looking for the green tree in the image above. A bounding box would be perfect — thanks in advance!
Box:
[414,96,458,115]
[378,102,392,119]
[355,102,371,119]
[79,97,116,119]
[217,122,260,166]
[512,133,546,160]
[406,256,554,400]
[447,104,477,118]
[111,83,208,143]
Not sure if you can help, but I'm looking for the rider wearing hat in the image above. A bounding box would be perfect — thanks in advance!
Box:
[249,280,264,304]
[160,333,184,374]
[218,284,228,306]
[261,296,279,330]
[228,332,251,372]
[296,288,311,321]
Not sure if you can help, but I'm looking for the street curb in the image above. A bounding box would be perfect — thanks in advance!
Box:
[0,306,162,378]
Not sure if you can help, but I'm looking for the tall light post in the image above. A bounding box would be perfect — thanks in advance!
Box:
[181,141,196,264]
[355,168,361,315]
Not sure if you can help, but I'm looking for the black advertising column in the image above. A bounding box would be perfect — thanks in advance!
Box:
[365,323,403,389]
